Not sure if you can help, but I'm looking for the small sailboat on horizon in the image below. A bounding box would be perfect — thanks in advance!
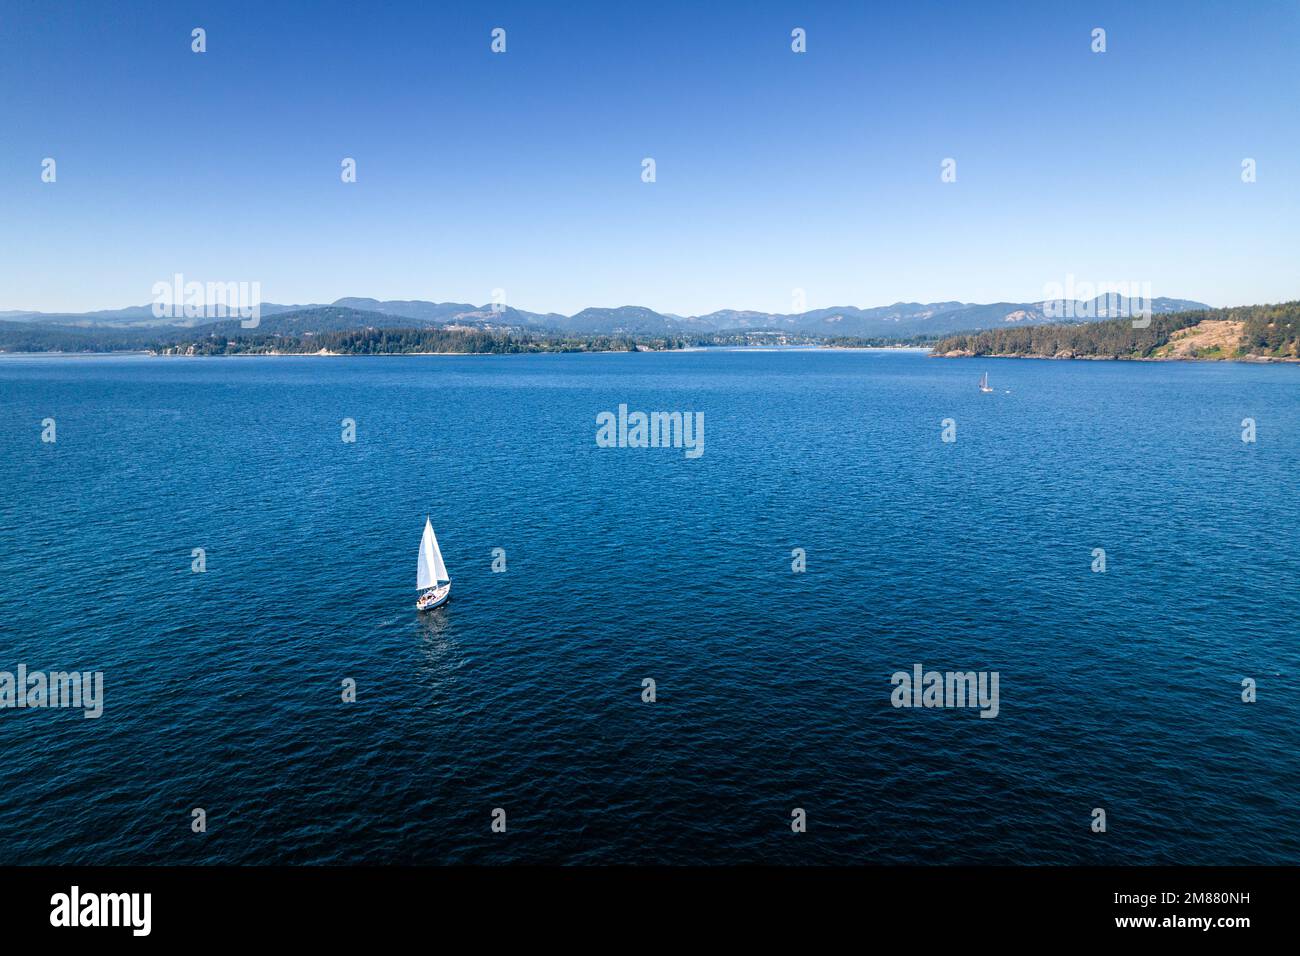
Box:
[978,371,994,393]
[415,517,451,611]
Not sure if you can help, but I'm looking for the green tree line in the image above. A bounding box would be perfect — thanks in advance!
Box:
[0,322,910,354]
[930,302,1300,359]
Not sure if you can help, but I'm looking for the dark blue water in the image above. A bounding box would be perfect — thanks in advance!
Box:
[1,350,1296,865]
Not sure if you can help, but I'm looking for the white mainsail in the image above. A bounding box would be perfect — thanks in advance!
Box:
[416,518,450,590]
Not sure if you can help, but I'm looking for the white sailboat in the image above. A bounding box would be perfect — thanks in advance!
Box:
[979,371,994,393]
[415,517,451,611]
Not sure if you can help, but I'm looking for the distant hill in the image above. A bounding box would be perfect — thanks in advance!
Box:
[210,306,441,336]
[332,297,567,329]
[1,295,1212,338]
[563,306,687,334]
[930,302,1300,362]
[0,308,409,351]
[0,302,312,329]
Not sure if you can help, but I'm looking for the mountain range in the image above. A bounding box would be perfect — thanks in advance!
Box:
[1,296,1210,340]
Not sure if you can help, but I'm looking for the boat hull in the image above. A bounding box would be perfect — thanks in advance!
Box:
[416,584,451,611]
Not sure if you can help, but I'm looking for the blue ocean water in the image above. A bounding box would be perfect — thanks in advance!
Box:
[0,349,1296,865]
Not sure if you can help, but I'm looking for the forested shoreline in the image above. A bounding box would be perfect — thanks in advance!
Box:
[0,321,928,355]
[930,302,1300,361]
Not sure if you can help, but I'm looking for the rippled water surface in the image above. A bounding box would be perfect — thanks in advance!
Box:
[0,349,1296,864]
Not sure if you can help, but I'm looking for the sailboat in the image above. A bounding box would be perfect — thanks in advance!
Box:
[415,517,451,611]
[978,372,994,393]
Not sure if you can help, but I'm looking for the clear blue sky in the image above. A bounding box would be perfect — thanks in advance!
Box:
[2,0,1297,315]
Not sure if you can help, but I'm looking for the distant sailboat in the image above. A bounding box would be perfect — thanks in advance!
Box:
[979,372,994,393]
[416,518,451,611]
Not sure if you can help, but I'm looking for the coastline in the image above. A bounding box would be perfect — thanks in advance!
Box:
[4,345,1293,363]
[929,351,1300,365]
[1,344,927,359]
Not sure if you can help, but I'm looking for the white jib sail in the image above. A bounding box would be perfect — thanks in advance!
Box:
[417,518,450,590]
